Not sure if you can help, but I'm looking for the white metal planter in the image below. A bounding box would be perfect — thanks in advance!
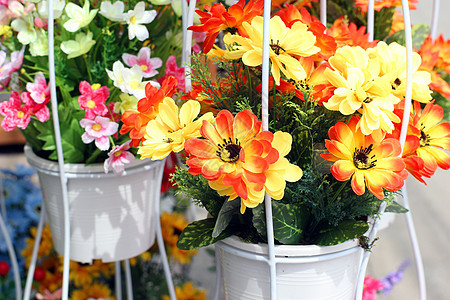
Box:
[216,236,363,300]
[24,145,165,263]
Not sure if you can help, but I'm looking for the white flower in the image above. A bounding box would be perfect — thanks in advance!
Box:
[29,30,48,56]
[60,31,96,59]
[63,1,98,32]
[106,61,126,90]
[11,14,36,45]
[114,93,139,114]
[37,0,65,19]
[99,1,125,22]
[120,65,148,98]
[124,1,157,41]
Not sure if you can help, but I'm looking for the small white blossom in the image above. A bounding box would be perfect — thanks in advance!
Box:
[60,31,96,59]
[29,30,48,56]
[99,1,125,22]
[124,2,157,41]
[63,1,98,32]
[37,0,66,19]
[11,14,36,45]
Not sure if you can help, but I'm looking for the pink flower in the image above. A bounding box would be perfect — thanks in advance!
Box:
[0,91,32,131]
[163,55,185,91]
[122,47,162,78]
[26,72,50,104]
[363,275,384,300]
[78,81,109,120]
[0,48,24,90]
[21,92,50,122]
[104,140,135,174]
[9,48,24,72]
[80,116,119,151]
[34,16,48,29]
[35,288,62,300]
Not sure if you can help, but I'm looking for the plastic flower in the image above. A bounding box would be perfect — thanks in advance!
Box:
[367,41,432,103]
[162,55,185,90]
[63,1,98,32]
[99,0,125,22]
[121,65,157,100]
[22,91,50,122]
[323,45,401,135]
[35,289,62,300]
[26,72,50,104]
[139,97,214,159]
[321,116,408,200]
[10,14,36,45]
[29,30,48,56]
[409,101,450,175]
[37,0,65,19]
[113,93,139,115]
[188,0,264,53]
[355,0,418,12]
[328,16,378,49]
[104,141,135,174]
[122,47,162,78]
[362,275,384,300]
[70,282,113,300]
[78,81,110,119]
[0,91,32,131]
[224,16,320,85]
[124,1,157,41]
[120,76,178,146]
[162,282,208,300]
[60,31,96,59]
[80,116,119,151]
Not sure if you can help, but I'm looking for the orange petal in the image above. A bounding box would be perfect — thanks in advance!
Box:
[351,171,365,196]
[331,160,355,181]
[184,138,217,158]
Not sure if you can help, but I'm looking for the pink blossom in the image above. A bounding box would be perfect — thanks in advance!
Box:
[9,48,24,72]
[78,81,109,120]
[26,72,50,104]
[80,116,118,151]
[104,140,135,174]
[0,91,32,131]
[6,1,35,18]
[21,92,50,122]
[363,276,384,300]
[162,55,184,91]
[0,51,13,90]
[36,288,62,300]
[34,16,48,29]
[122,47,162,78]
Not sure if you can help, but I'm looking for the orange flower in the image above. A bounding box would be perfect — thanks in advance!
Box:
[321,117,407,199]
[409,101,450,176]
[120,76,178,146]
[328,16,378,49]
[419,35,450,99]
[189,0,264,53]
[70,282,114,300]
[390,10,404,35]
[354,0,418,12]
[162,282,208,300]
[271,0,318,10]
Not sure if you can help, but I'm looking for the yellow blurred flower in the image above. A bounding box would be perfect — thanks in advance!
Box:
[22,224,53,268]
[70,282,115,300]
[162,281,209,300]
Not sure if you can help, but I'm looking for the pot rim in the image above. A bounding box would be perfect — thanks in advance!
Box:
[218,235,361,257]
[24,145,165,177]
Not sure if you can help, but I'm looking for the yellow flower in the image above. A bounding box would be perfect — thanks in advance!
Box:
[367,41,432,103]
[162,282,209,300]
[22,224,53,268]
[138,98,214,160]
[60,31,96,59]
[323,45,401,134]
[70,282,114,300]
[113,93,139,114]
[224,16,320,85]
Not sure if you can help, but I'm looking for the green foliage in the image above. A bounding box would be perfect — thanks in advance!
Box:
[213,198,241,238]
[374,7,395,41]
[315,220,370,246]
[271,201,309,245]
[386,24,430,49]
[177,218,233,250]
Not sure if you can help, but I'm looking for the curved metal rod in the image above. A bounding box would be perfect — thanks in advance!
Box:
[183,0,197,92]
[22,206,46,300]
[430,0,440,40]
[124,260,133,300]
[213,246,222,300]
[47,1,71,298]
[320,0,327,27]
[367,0,375,42]
[0,213,22,300]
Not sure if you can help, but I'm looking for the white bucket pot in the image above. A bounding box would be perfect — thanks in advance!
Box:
[216,236,364,300]
[25,146,165,263]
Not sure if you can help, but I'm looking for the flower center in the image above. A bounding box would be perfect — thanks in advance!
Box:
[130,16,137,24]
[420,130,429,147]
[92,123,102,131]
[392,78,402,90]
[91,83,101,90]
[270,39,285,55]
[114,150,123,157]
[353,144,377,170]
[129,81,140,89]
[17,111,25,118]
[87,100,96,109]
[140,65,148,72]
[216,138,241,163]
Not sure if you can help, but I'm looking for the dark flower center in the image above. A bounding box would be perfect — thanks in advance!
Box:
[270,39,285,55]
[392,78,402,90]
[420,129,429,147]
[217,138,241,163]
[226,27,238,35]
[353,144,377,169]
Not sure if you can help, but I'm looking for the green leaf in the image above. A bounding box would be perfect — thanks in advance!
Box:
[252,204,266,241]
[177,218,232,250]
[272,202,308,244]
[315,220,369,246]
[212,198,240,238]
[289,124,312,169]
[433,91,450,122]
[386,24,430,49]
[385,200,408,213]
[374,7,395,41]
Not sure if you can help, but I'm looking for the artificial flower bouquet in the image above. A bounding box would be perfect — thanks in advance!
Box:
[0,0,197,173]
[121,0,450,250]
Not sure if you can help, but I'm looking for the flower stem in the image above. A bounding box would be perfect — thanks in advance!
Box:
[83,56,93,83]
[330,180,348,205]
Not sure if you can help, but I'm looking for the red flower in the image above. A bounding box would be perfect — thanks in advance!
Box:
[189,0,264,53]
[0,261,10,276]
[78,81,110,120]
